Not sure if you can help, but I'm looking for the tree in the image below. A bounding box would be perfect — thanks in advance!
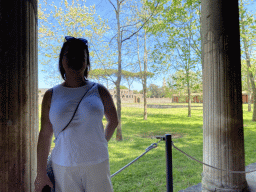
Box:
[240,0,256,120]
[150,0,201,117]
[137,25,149,120]
[162,78,172,98]
[241,60,255,111]
[38,0,110,86]
[147,0,201,66]
[131,0,162,120]
[133,90,139,94]
[147,84,165,98]
[122,70,137,92]
[119,85,128,89]
[168,69,202,102]
[107,0,160,140]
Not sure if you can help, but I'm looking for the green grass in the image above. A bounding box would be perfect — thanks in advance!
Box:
[39,104,256,192]
[109,106,204,192]
[243,104,256,166]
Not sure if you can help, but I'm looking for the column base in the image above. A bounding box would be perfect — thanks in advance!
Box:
[202,172,248,192]
[179,163,256,192]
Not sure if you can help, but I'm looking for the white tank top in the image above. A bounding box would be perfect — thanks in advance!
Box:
[49,80,109,166]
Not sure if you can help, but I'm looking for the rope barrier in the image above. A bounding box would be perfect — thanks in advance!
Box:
[110,136,256,180]
[110,139,163,178]
[172,141,256,174]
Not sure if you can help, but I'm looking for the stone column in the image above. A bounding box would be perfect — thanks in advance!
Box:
[0,0,38,191]
[201,1,247,191]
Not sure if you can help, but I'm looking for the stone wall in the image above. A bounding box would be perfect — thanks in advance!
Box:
[38,88,172,105]
[112,97,172,104]
[147,98,172,103]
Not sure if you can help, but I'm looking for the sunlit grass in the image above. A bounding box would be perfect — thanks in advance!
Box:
[38,103,256,192]
[243,104,256,166]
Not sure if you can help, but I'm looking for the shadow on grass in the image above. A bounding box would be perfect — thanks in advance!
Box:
[122,121,203,136]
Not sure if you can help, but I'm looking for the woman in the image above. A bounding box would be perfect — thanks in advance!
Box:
[34,36,118,192]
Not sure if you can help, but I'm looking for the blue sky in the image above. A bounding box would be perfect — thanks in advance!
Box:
[38,0,256,90]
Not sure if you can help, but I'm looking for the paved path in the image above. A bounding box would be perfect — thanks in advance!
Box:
[180,163,256,192]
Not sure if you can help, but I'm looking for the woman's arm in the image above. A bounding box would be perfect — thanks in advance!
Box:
[34,89,54,190]
[98,84,118,142]
[37,89,53,173]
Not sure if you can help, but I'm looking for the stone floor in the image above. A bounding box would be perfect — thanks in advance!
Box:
[179,163,256,192]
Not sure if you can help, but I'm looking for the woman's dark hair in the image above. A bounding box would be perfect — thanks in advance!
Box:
[59,38,90,80]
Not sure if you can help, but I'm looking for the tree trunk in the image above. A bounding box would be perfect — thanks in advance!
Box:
[115,0,122,141]
[248,93,252,111]
[188,83,191,117]
[201,0,247,190]
[0,0,38,191]
[137,26,148,120]
[247,71,251,111]
[186,68,191,117]
[143,29,148,120]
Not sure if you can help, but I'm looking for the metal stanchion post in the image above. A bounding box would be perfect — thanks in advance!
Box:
[165,134,173,192]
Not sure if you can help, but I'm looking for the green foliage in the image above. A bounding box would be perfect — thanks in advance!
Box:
[115,85,128,89]
[147,0,202,117]
[89,69,116,80]
[133,90,139,94]
[134,71,154,80]
[239,0,256,90]
[163,85,171,98]
[147,84,168,98]
[120,85,128,89]
[241,59,256,92]
[168,70,202,95]
[146,0,202,116]
[89,69,153,86]
[239,0,256,119]
[147,0,201,72]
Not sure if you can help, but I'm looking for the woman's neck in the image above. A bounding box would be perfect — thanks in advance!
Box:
[63,77,87,88]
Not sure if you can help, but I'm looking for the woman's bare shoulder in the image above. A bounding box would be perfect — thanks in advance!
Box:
[97,83,112,99]
[42,88,53,108]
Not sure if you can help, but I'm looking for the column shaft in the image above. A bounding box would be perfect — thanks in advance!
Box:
[0,0,38,191]
[201,0,247,191]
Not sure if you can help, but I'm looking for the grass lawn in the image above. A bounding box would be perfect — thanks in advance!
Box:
[38,104,256,192]
[109,105,204,192]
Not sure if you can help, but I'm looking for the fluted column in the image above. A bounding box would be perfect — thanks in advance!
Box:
[0,0,38,191]
[201,1,247,191]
